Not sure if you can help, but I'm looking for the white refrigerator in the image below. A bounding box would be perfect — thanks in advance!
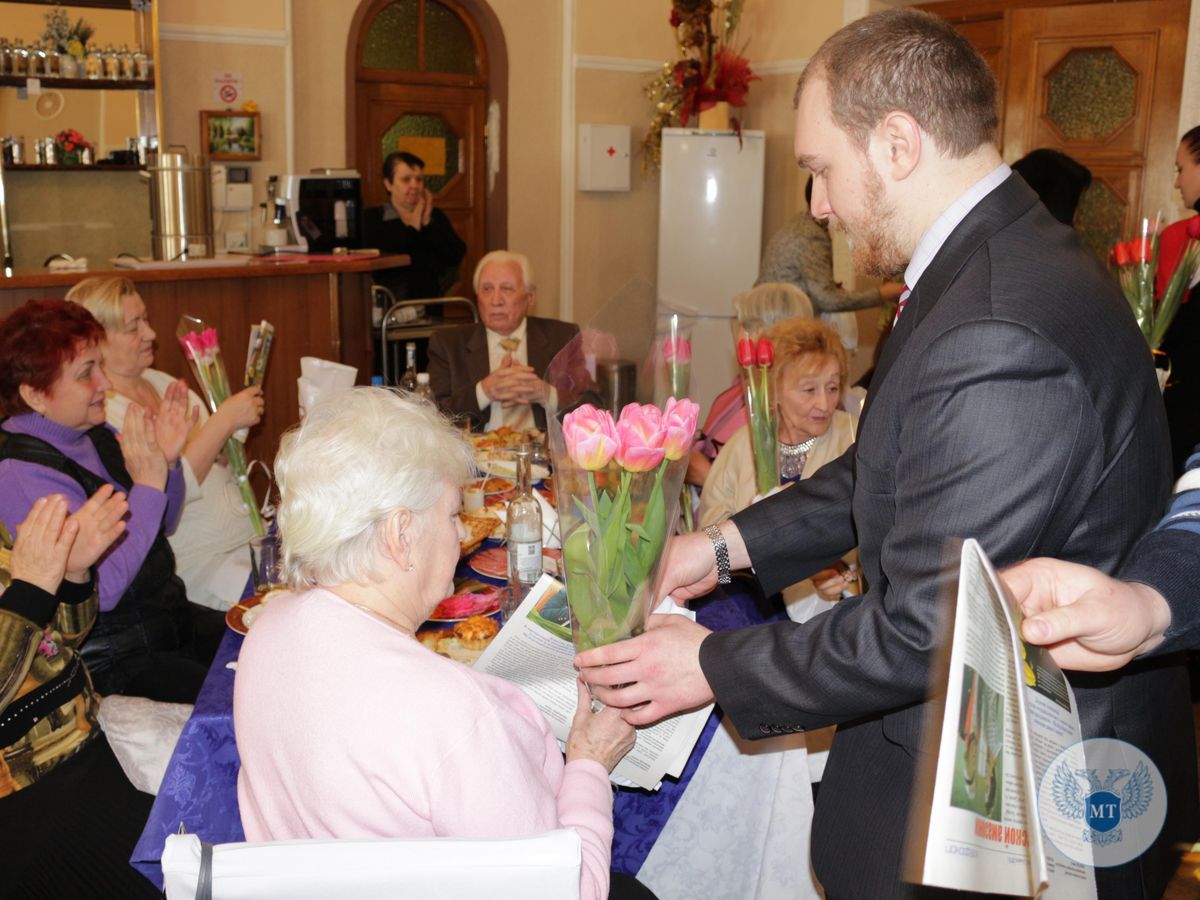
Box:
[656,127,766,414]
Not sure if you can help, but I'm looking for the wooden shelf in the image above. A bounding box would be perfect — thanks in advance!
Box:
[4,162,143,171]
[0,74,154,91]
[2,0,150,9]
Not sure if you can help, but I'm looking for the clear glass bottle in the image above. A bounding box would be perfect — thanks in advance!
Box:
[399,342,418,392]
[415,372,434,403]
[505,444,543,617]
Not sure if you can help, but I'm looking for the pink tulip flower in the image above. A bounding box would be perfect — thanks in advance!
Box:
[562,405,620,470]
[616,403,666,472]
[661,397,700,461]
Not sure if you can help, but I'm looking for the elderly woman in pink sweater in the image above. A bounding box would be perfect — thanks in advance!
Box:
[234,389,645,900]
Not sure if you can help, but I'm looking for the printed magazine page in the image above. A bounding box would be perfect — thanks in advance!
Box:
[476,573,712,791]
[914,540,1095,898]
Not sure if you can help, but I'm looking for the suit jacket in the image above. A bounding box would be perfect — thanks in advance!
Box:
[427,316,580,430]
[704,174,1197,899]
[1122,444,1200,655]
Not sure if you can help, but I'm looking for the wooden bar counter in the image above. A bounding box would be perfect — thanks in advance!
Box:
[0,254,409,467]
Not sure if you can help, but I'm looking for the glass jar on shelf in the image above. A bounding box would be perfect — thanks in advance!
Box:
[102,44,120,80]
[133,47,151,80]
[41,42,58,77]
[118,44,135,80]
[28,43,46,76]
[11,43,30,77]
[84,47,102,79]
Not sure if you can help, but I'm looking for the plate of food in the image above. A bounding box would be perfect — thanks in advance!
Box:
[467,426,543,451]
[416,615,501,666]
[469,546,562,580]
[471,475,515,496]
[226,587,287,635]
[459,510,502,557]
[481,457,551,481]
[428,586,503,622]
[468,546,509,580]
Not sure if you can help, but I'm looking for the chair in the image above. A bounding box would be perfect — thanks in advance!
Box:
[161,829,582,900]
[375,291,478,385]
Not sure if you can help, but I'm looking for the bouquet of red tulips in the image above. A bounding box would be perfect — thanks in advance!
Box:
[1110,215,1200,350]
[737,331,776,495]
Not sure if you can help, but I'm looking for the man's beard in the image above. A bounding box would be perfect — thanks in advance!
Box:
[831,168,907,280]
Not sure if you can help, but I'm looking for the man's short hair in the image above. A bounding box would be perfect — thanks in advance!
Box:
[382,151,426,181]
[796,9,998,159]
[473,250,536,294]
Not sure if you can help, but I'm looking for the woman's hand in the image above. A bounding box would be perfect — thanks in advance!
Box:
[11,495,75,594]
[64,484,128,582]
[564,679,636,773]
[812,563,857,601]
[217,386,265,433]
[155,379,198,466]
[119,403,169,489]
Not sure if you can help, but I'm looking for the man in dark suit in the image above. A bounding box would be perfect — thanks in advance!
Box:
[577,10,1196,898]
[428,250,578,431]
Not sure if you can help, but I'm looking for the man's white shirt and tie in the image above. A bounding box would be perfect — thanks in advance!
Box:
[473,258,557,431]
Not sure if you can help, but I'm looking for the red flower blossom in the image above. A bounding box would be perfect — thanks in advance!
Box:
[755,337,774,367]
[736,337,755,368]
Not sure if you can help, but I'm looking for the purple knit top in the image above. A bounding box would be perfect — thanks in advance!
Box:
[0,413,184,611]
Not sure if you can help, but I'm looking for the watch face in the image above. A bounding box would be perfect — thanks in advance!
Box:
[34,90,65,120]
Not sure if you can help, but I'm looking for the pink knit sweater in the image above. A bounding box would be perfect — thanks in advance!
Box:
[234,588,613,899]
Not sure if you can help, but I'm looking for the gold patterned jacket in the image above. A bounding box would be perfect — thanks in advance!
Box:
[0,527,101,797]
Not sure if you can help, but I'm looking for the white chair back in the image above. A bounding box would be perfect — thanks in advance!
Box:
[161,829,582,900]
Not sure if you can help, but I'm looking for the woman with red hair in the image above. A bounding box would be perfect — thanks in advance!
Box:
[0,299,218,702]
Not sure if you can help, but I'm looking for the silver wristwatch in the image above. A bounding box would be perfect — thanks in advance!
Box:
[704,524,732,585]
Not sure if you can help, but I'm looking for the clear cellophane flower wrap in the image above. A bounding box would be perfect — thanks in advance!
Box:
[545,283,700,651]
[176,315,265,537]
[1110,215,1200,350]
[659,309,696,532]
[736,330,777,495]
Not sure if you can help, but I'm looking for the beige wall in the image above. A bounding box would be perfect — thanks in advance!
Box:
[158,0,287,249]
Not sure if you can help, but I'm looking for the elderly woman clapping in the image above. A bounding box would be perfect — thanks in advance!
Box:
[68,276,265,610]
[0,299,221,702]
[234,389,645,900]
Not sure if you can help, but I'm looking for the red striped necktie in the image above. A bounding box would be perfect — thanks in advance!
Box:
[895,284,912,322]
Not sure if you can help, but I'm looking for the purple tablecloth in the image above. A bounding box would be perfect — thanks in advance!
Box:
[131,582,777,889]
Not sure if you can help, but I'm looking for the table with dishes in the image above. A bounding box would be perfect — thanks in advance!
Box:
[130,428,824,899]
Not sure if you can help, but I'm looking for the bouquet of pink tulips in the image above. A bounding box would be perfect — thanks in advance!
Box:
[177,315,265,537]
[553,398,700,651]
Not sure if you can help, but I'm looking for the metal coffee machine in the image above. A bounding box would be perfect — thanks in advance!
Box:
[263,171,362,254]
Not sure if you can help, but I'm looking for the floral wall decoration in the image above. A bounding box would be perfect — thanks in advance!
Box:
[641,0,759,174]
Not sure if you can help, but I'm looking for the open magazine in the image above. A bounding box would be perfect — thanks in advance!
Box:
[907,540,1097,899]
[475,573,712,791]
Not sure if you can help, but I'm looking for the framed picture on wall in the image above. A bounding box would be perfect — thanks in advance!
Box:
[201,110,261,161]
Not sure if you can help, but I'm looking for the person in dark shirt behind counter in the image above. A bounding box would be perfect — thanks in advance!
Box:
[364,151,467,301]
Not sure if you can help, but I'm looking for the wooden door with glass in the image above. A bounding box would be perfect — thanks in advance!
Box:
[351,0,488,299]
[1002,0,1189,261]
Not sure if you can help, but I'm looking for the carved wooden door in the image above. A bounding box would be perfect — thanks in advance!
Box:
[351,0,488,297]
[1002,0,1189,258]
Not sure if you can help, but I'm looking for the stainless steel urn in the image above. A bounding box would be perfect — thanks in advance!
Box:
[144,146,213,260]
